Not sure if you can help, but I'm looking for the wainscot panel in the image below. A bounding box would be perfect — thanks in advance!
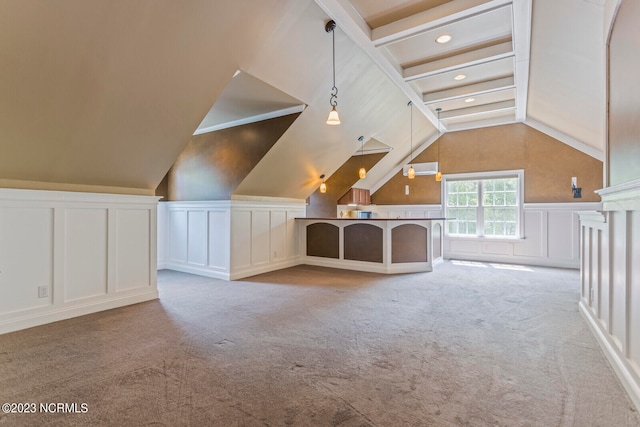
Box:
[159,199,306,281]
[0,189,159,335]
[579,179,640,412]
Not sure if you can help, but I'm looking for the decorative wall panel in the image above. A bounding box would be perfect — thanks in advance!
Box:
[344,223,383,263]
[160,199,306,281]
[306,223,339,259]
[391,224,428,263]
[0,189,159,335]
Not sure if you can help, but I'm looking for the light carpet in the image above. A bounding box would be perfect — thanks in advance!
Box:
[0,261,638,426]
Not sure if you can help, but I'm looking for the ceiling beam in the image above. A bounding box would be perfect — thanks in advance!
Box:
[446,115,517,132]
[513,0,531,121]
[372,0,512,47]
[404,41,514,82]
[440,100,516,120]
[424,76,515,104]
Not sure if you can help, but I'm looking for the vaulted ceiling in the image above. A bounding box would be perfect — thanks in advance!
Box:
[0,0,616,198]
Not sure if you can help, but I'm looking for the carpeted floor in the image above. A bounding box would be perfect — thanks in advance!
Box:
[1,261,638,426]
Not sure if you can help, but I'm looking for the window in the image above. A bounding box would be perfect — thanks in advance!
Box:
[444,171,522,238]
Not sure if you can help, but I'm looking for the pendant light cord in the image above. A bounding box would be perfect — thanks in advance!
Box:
[436,108,441,165]
[409,102,413,164]
[330,27,338,108]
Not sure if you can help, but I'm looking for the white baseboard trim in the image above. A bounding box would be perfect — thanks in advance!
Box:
[230,258,301,280]
[0,290,159,335]
[164,263,231,281]
[164,258,303,281]
[445,252,579,269]
[579,301,640,412]
[301,256,434,274]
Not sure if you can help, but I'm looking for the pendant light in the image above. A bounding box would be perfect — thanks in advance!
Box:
[319,174,327,193]
[407,101,415,179]
[358,136,366,179]
[435,108,442,182]
[325,20,340,125]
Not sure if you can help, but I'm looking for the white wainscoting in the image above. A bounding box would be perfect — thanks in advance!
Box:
[159,199,306,281]
[353,203,601,268]
[0,189,160,335]
[445,203,602,269]
[579,179,640,411]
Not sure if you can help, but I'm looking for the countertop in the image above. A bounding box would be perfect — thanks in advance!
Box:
[296,217,447,221]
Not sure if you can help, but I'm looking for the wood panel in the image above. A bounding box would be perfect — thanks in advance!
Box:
[344,223,383,263]
[251,211,270,266]
[208,210,229,270]
[610,211,627,352]
[306,222,339,259]
[116,209,150,291]
[0,207,53,313]
[169,210,188,263]
[64,209,108,301]
[231,210,252,269]
[0,190,158,335]
[628,211,640,368]
[338,188,371,206]
[271,211,287,261]
[391,224,428,263]
[187,211,207,266]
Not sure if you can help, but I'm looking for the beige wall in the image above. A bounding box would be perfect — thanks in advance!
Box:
[609,0,640,186]
[307,153,386,218]
[162,114,299,201]
[372,123,603,205]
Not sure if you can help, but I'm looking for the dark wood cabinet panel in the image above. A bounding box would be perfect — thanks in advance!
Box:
[338,188,370,205]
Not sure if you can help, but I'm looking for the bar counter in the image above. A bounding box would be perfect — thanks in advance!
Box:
[296,217,444,274]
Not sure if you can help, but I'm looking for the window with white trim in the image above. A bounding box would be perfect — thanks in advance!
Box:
[444,171,523,238]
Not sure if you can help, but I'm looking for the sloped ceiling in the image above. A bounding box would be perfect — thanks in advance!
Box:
[0,1,300,193]
[526,0,607,159]
[234,1,433,199]
[0,0,614,198]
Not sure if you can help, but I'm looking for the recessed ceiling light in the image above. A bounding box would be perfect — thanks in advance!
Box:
[464,98,475,103]
[454,74,466,81]
[435,34,452,44]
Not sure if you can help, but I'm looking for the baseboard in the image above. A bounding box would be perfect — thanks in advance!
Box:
[164,263,230,281]
[301,257,434,274]
[579,301,640,412]
[164,257,303,281]
[444,252,579,269]
[0,289,159,335]
[230,258,301,280]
